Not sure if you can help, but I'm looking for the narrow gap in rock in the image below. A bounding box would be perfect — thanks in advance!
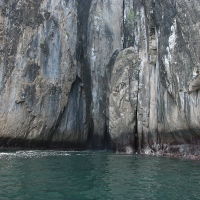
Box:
[134,107,138,153]
[103,123,112,150]
[122,0,126,49]
[135,67,140,152]
[86,119,94,149]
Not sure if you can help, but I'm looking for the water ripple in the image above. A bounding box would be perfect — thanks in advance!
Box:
[0,151,199,199]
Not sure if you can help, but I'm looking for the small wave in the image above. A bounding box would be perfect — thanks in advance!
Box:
[0,150,71,159]
[0,152,16,159]
[0,152,16,156]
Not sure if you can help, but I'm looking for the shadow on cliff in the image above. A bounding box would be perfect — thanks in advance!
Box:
[1,127,200,152]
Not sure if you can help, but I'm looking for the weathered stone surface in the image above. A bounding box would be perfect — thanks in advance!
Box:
[189,76,200,93]
[107,0,200,156]
[108,47,139,152]
[0,0,200,158]
[126,0,200,156]
[0,0,79,147]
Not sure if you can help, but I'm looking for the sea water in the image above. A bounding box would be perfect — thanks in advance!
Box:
[0,150,199,200]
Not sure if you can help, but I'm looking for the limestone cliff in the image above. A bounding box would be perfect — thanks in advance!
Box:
[0,0,200,158]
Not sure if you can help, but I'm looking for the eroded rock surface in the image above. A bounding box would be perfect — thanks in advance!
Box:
[108,47,139,152]
[0,0,78,147]
[0,0,200,158]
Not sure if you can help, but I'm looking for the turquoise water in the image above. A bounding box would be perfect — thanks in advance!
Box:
[0,150,200,200]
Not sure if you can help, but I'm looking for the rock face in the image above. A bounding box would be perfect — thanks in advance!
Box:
[0,0,200,157]
[108,47,139,151]
[0,0,79,147]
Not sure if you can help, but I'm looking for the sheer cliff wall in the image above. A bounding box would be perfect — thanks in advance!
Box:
[0,0,200,157]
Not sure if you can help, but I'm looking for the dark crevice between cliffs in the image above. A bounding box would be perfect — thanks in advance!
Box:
[76,0,94,148]
[123,0,135,49]
[134,60,141,153]
[86,119,94,149]
[103,124,113,150]
[76,0,109,150]
[134,107,138,153]
[122,0,125,49]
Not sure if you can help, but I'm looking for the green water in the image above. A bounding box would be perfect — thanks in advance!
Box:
[0,150,199,200]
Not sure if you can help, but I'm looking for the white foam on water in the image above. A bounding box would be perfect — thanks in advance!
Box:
[0,150,71,159]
